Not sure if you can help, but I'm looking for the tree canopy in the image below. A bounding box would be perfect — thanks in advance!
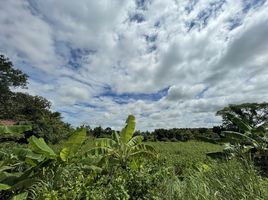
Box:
[0,55,28,92]
[0,55,73,143]
[216,103,268,130]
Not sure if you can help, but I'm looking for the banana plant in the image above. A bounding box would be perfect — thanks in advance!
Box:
[88,115,157,169]
[0,129,86,198]
[207,113,268,160]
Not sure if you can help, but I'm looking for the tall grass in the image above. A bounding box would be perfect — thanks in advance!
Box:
[174,160,268,200]
[148,141,222,175]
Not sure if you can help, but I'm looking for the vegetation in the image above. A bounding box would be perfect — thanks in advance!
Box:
[216,103,268,130]
[0,124,32,142]
[208,112,268,175]
[2,115,268,199]
[89,115,156,169]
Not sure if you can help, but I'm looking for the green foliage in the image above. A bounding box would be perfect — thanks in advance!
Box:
[148,141,222,176]
[0,54,28,116]
[0,129,87,199]
[217,102,268,130]
[0,125,32,135]
[11,192,28,200]
[27,140,268,200]
[0,125,32,142]
[0,55,28,90]
[176,160,268,200]
[1,111,268,200]
[208,112,268,176]
[149,128,215,142]
[89,115,157,169]
[220,113,268,157]
[60,129,86,161]
[0,183,11,190]
[28,136,57,159]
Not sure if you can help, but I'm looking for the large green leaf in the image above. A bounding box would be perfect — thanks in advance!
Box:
[87,147,114,156]
[28,136,56,158]
[0,183,11,190]
[129,150,156,160]
[127,135,143,148]
[60,129,86,161]
[0,171,23,183]
[131,143,157,154]
[112,131,120,144]
[120,115,136,144]
[11,192,28,200]
[226,113,252,131]
[129,144,157,161]
[25,151,46,165]
[13,148,32,161]
[0,125,32,135]
[95,138,117,148]
[222,131,256,144]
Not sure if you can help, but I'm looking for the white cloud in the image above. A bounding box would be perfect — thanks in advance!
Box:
[1,0,268,130]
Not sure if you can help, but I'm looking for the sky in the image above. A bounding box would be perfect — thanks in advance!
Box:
[1,0,268,130]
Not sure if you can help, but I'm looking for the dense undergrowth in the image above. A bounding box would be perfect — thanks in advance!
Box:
[1,139,268,199]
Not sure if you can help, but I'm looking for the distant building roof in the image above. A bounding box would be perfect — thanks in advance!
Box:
[0,120,16,126]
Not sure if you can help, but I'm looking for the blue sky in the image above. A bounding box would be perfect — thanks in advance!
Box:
[0,0,268,130]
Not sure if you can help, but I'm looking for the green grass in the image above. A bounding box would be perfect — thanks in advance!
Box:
[147,141,222,175]
[144,141,268,200]
[174,159,268,200]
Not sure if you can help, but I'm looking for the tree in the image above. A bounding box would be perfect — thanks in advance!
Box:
[1,92,51,120]
[217,103,268,130]
[92,126,103,138]
[104,127,113,136]
[0,55,28,115]
[0,55,73,143]
[0,55,28,92]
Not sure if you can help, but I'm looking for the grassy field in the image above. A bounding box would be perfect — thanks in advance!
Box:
[148,141,222,174]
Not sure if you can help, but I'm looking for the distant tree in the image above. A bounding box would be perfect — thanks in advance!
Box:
[212,126,223,135]
[92,126,103,138]
[104,127,113,135]
[82,125,92,136]
[216,103,268,130]
[153,129,168,141]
